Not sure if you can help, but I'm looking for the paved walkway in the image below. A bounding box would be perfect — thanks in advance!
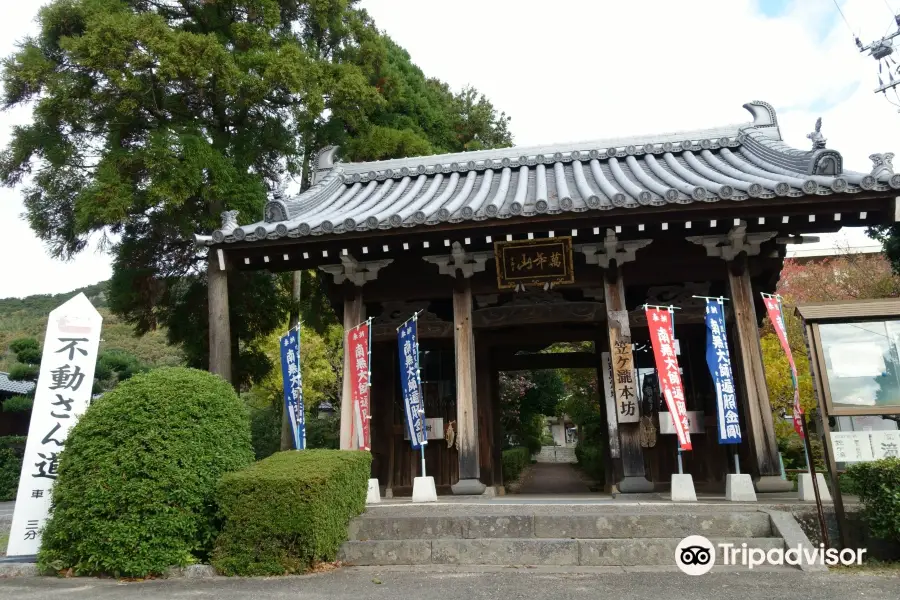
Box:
[0,568,897,599]
[516,462,592,494]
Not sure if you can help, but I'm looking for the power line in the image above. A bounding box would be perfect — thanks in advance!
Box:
[832,0,854,35]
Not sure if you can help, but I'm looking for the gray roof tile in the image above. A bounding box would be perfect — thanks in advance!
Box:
[196,101,900,246]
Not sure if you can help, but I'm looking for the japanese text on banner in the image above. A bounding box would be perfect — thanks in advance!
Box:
[348,322,371,451]
[704,300,741,444]
[7,294,102,557]
[645,307,692,451]
[762,295,803,437]
[397,320,427,449]
[279,329,306,450]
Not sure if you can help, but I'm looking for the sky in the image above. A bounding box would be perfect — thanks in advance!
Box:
[1,0,899,298]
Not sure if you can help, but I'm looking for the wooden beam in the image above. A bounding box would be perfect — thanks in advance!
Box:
[726,256,785,487]
[451,277,485,494]
[493,351,597,371]
[604,267,652,493]
[208,250,232,384]
[340,285,364,450]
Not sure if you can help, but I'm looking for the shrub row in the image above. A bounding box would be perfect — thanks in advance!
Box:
[502,447,531,483]
[575,441,605,483]
[38,368,254,577]
[0,445,23,501]
[846,458,900,543]
[212,449,371,576]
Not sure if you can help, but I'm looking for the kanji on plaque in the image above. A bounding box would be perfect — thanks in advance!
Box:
[611,339,639,424]
[645,307,692,451]
[7,293,102,557]
[348,321,372,451]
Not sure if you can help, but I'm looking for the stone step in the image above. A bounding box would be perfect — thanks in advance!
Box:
[347,512,772,541]
[339,537,786,566]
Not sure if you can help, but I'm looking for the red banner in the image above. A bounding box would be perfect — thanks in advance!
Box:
[762,295,804,437]
[646,307,692,451]
[348,321,371,451]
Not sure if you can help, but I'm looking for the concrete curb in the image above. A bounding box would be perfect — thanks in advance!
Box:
[0,563,220,579]
[0,562,39,578]
[165,564,219,579]
[762,509,829,573]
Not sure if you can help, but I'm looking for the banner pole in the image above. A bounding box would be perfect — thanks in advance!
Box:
[414,312,427,477]
[734,451,741,475]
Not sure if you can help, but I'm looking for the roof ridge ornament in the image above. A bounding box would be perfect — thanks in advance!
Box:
[742,101,778,128]
[869,152,895,177]
[807,117,826,150]
[220,210,239,234]
[314,145,340,171]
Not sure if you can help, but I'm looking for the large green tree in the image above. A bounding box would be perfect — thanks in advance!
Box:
[1,0,512,388]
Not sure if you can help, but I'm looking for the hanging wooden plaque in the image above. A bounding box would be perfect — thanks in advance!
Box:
[494,236,574,289]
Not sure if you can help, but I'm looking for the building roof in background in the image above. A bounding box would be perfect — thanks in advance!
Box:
[196,101,900,246]
[0,372,36,395]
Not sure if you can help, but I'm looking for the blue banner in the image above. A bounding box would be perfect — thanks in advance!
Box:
[398,319,427,449]
[704,300,742,444]
[279,327,306,450]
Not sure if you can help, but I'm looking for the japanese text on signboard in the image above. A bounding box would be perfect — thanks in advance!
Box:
[7,294,102,557]
[646,307,692,451]
[611,339,639,424]
[494,237,574,289]
[398,319,427,449]
[704,300,741,444]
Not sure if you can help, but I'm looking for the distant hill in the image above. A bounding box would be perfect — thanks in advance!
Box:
[0,282,183,371]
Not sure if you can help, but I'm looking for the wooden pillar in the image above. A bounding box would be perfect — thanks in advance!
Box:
[340,285,364,450]
[476,340,494,488]
[451,277,486,495]
[726,256,787,490]
[604,267,653,493]
[208,249,232,384]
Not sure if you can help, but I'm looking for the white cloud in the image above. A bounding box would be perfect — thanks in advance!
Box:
[2,0,899,297]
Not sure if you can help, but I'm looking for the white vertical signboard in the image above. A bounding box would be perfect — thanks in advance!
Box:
[6,293,102,557]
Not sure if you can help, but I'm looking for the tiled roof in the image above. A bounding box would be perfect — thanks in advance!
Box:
[0,372,36,395]
[196,101,899,246]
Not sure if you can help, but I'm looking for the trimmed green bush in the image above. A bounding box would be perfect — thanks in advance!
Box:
[7,363,38,381]
[37,367,254,577]
[575,441,605,483]
[502,447,531,483]
[212,450,371,576]
[0,446,23,501]
[846,458,900,543]
[2,395,33,413]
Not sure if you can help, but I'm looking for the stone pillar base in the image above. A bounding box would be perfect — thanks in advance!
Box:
[451,478,487,495]
[412,476,437,502]
[366,478,381,504]
[671,474,697,502]
[617,476,654,493]
[798,473,832,502]
[725,474,758,502]
[754,475,795,493]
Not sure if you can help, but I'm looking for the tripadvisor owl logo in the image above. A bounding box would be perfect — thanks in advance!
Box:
[675,535,716,575]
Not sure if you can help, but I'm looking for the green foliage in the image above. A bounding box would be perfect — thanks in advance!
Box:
[37,367,254,577]
[7,363,39,381]
[9,337,39,355]
[212,450,371,576]
[1,1,511,386]
[247,403,282,460]
[777,434,824,482]
[574,410,607,483]
[9,337,41,365]
[501,447,530,483]
[0,282,183,374]
[306,417,340,450]
[0,446,23,501]
[499,369,565,453]
[2,395,33,413]
[846,458,900,543]
[0,435,26,449]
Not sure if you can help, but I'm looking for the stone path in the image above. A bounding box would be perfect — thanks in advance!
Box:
[516,462,592,494]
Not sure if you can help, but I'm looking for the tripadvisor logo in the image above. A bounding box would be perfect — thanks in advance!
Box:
[675,535,868,574]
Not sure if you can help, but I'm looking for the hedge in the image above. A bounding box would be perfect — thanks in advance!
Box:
[502,447,531,483]
[0,446,23,501]
[575,441,605,483]
[2,395,33,413]
[846,458,900,543]
[37,367,254,577]
[212,450,371,576]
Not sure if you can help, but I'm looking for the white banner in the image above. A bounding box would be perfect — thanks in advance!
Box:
[7,293,102,557]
